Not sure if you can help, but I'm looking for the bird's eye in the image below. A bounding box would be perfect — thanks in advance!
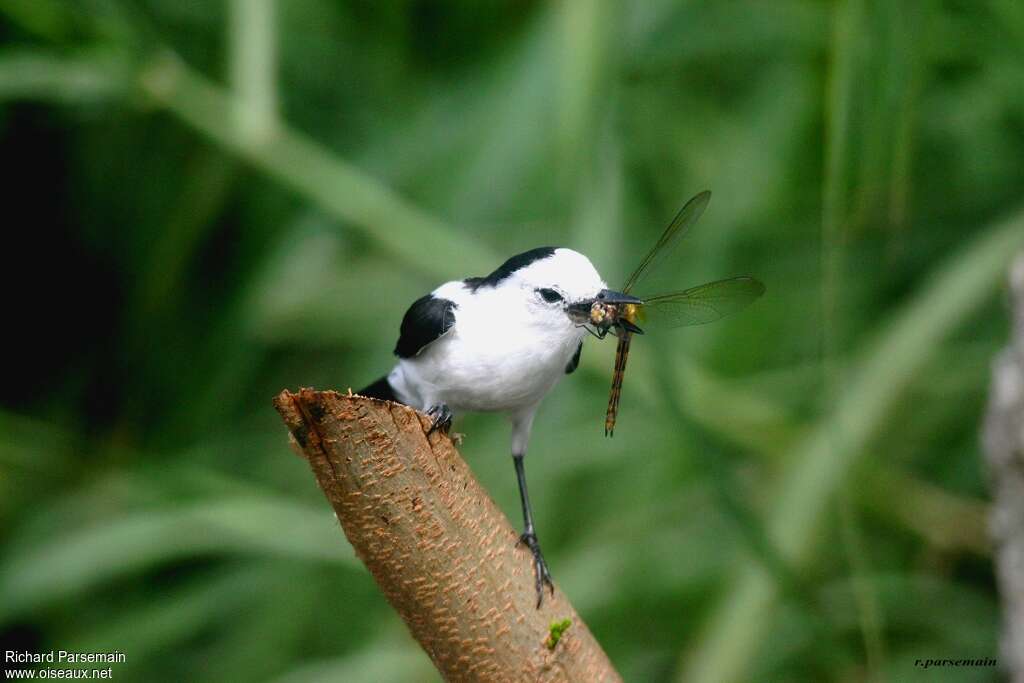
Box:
[538,288,563,303]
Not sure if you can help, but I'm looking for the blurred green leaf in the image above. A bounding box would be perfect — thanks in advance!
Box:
[1,0,1020,679]
[0,49,129,103]
[272,644,436,683]
[136,52,498,282]
[0,495,356,623]
[682,204,1024,682]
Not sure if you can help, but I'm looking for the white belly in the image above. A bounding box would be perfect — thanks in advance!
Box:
[391,319,583,414]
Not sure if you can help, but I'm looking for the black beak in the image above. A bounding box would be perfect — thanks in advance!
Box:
[567,301,594,322]
[595,289,643,305]
[567,289,646,330]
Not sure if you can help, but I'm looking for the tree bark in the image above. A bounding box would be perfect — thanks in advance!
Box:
[273,388,621,683]
[984,255,1024,681]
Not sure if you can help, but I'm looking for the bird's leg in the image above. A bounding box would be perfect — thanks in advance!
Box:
[425,403,453,435]
[513,452,554,607]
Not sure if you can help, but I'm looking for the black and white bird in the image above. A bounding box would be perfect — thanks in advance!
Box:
[359,246,638,607]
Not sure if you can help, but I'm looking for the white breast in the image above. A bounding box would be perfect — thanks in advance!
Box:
[389,281,584,414]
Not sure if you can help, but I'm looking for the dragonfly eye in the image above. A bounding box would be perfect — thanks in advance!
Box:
[538,288,564,304]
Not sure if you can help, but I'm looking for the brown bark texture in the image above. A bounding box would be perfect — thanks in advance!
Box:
[273,388,622,683]
[984,255,1024,681]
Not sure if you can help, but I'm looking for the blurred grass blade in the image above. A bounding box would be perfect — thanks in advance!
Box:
[837,491,886,676]
[680,205,1024,683]
[0,49,129,103]
[859,465,990,556]
[0,0,75,40]
[271,646,433,683]
[557,0,616,189]
[134,149,237,318]
[0,410,73,473]
[137,53,497,281]
[228,0,278,146]
[0,496,356,623]
[67,565,276,663]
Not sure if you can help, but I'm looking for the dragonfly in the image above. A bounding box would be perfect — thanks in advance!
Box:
[571,191,765,436]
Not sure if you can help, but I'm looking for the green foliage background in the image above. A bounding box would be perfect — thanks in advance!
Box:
[3,1,1023,681]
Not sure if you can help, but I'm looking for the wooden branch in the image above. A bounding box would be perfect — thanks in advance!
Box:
[273,389,621,683]
[984,255,1024,679]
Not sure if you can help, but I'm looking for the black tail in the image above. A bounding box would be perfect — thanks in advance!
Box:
[358,376,400,403]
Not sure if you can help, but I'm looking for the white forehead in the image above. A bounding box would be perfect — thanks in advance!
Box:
[513,248,606,299]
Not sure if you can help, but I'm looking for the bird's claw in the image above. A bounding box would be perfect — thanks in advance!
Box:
[518,531,554,608]
[425,404,453,435]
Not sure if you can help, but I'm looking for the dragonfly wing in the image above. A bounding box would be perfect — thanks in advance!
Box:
[641,276,765,328]
[621,190,711,293]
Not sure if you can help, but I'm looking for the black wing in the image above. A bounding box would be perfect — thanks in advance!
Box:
[641,277,765,328]
[565,340,583,374]
[622,191,711,294]
[394,294,458,358]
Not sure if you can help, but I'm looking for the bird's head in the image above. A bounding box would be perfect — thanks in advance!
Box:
[507,248,640,331]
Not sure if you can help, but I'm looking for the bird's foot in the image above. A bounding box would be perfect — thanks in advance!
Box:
[449,431,465,445]
[425,403,453,435]
[517,531,554,608]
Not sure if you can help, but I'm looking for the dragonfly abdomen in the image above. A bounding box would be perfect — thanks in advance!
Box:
[605,331,633,437]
